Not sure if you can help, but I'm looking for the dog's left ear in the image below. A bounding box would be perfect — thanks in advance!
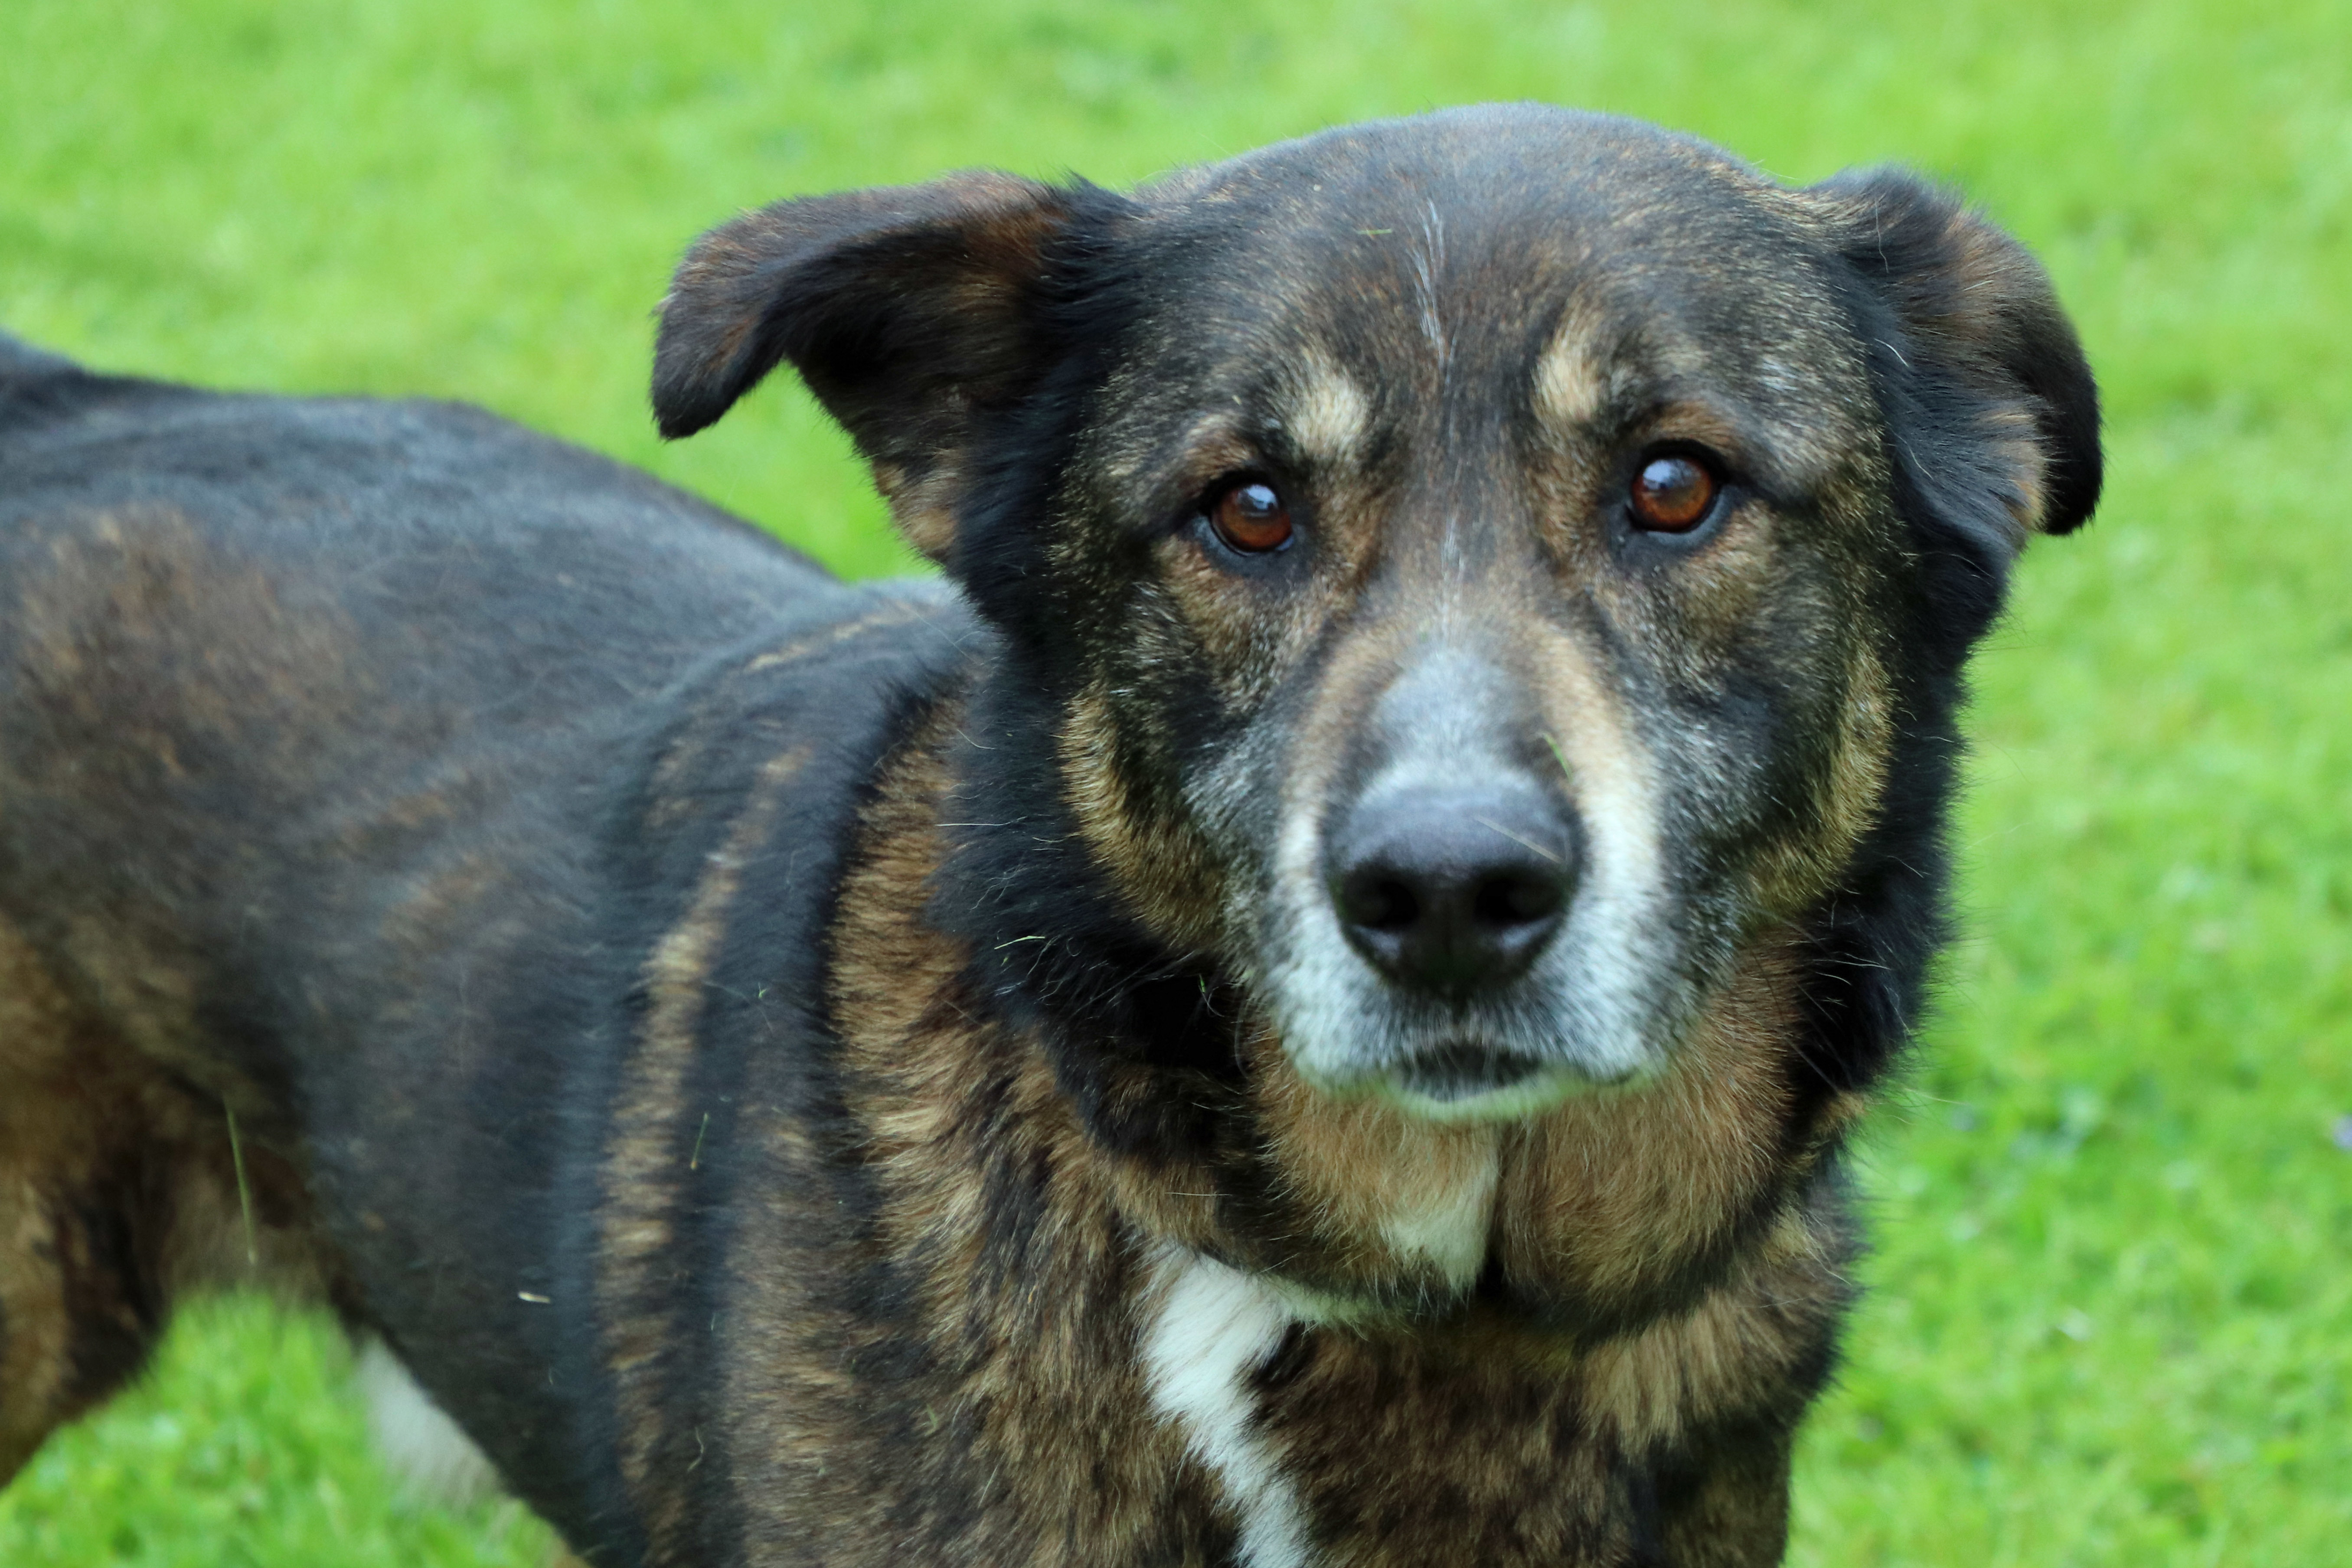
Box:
[653,172,1078,561]
[1809,169,2102,542]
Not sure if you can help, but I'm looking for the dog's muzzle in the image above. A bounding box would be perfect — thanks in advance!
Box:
[1275,641,1650,1114]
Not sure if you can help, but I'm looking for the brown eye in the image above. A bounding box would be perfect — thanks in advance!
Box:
[1208,480,1294,554]
[1628,455,1718,533]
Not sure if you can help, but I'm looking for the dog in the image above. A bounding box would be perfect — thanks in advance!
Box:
[0,103,2098,1565]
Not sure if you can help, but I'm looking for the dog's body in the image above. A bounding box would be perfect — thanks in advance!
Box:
[0,106,2096,1565]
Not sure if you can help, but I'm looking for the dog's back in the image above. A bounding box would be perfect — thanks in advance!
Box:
[0,334,969,1532]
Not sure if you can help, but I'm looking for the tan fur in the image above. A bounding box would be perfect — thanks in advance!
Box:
[1245,1160,1843,1568]
[1248,1035,1505,1299]
[1754,645,1899,922]
[1096,413,1314,707]
[1530,297,1616,433]
[1518,605,1662,864]
[787,699,1230,1563]
[1060,678,1228,953]
[641,604,937,831]
[740,602,938,676]
[1087,399,1374,713]
[1153,526,1350,713]
[870,459,960,562]
[1492,933,1808,1310]
[1977,403,2051,531]
[1575,1205,1848,1451]
[1280,351,1373,469]
[1266,572,1426,859]
[601,740,810,1539]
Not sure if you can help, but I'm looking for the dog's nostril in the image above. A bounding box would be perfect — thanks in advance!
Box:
[1338,871,1420,932]
[1473,869,1563,929]
[1325,788,1578,1000]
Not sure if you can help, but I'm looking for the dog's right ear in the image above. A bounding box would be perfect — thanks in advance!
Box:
[653,173,1075,561]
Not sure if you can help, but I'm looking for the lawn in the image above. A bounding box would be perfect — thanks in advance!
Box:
[2,0,2347,1562]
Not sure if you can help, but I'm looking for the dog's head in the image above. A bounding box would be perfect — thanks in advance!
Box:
[654,105,2097,1138]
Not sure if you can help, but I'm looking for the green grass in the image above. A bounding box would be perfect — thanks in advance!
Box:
[3,0,2347,1562]
[0,1297,555,1566]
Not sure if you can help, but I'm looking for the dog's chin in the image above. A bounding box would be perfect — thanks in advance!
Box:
[1395,1042,1551,1101]
[1297,1042,1650,1124]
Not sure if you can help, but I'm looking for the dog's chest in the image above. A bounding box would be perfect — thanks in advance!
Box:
[1135,1253,1656,1568]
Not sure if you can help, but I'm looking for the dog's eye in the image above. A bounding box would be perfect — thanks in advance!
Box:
[1628,455,1718,533]
[1207,480,1294,554]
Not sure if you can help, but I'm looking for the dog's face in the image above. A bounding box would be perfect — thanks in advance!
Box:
[1036,126,1925,1120]
[653,106,2097,1127]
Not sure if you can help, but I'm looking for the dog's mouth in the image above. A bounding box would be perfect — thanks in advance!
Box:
[1391,1042,1548,1103]
[1358,1038,1650,1122]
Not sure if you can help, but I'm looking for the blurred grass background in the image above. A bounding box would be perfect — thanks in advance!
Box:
[2,0,2346,1562]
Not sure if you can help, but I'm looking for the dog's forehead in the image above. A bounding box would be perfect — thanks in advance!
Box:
[1120,107,1868,457]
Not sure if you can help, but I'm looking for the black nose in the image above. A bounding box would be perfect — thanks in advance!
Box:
[1326,787,1576,1000]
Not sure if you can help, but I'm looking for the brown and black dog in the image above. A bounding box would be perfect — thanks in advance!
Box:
[0,105,2097,1565]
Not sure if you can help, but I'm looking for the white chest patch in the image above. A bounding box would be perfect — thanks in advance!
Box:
[357,1338,501,1506]
[1140,1249,1314,1568]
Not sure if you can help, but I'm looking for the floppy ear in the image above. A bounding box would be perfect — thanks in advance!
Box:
[653,172,1075,561]
[1810,169,2102,546]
